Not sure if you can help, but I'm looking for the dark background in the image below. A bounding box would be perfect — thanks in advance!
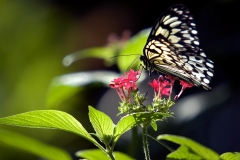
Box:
[0,0,240,159]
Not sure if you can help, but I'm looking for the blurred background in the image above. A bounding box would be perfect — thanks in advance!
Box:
[1,0,240,159]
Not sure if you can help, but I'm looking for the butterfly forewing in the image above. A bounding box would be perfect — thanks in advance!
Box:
[142,4,214,90]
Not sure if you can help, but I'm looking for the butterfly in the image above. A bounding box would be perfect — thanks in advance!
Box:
[140,4,214,91]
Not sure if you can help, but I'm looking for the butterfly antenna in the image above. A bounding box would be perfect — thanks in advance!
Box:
[125,55,141,72]
[110,54,140,59]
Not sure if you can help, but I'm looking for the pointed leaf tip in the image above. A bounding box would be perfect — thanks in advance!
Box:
[0,110,98,145]
[88,106,115,144]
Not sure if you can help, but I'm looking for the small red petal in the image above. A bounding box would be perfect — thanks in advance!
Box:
[180,80,194,88]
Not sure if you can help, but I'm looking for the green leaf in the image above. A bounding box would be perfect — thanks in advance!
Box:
[167,145,202,160]
[114,151,135,160]
[220,152,240,160]
[62,47,116,67]
[114,114,136,143]
[46,82,81,108]
[76,149,109,160]
[114,112,169,143]
[0,110,101,148]
[150,121,157,131]
[117,29,150,72]
[88,106,115,144]
[46,71,120,108]
[76,149,135,160]
[0,129,71,160]
[157,134,219,160]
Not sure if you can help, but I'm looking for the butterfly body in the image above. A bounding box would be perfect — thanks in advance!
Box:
[141,4,214,90]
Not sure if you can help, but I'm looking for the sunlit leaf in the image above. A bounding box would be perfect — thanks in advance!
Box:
[0,129,71,160]
[167,145,202,160]
[117,29,150,72]
[76,149,135,160]
[157,134,219,160]
[46,84,81,108]
[220,152,240,160]
[150,121,157,131]
[62,47,116,67]
[76,149,109,160]
[114,112,169,143]
[46,71,120,108]
[114,151,135,160]
[0,110,103,149]
[113,114,136,143]
[88,106,114,144]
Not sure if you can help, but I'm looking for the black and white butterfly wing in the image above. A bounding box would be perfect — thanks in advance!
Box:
[142,4,214,90]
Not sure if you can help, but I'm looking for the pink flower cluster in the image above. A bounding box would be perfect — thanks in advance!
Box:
[148,75,194,100]
[110,69,195,102]
[149,75,170,99]
[109,69,140,102]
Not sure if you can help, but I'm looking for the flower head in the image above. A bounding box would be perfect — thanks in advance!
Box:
[109,69,140,102]
[174,80,194,100]
[180,80,194,89]
[109,76,125,89]
[149,75,171,99]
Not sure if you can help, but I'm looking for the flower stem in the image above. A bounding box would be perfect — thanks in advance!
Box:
[169,83,173,100]
[142,124,151,160]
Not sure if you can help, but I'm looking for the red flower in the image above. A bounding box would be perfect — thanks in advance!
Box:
[126,69,140,81]
[109,76,125,89]
[149,79,158,91]
[149,75,171,99]
[109,69,140,102]
[174,80,194,100]
[180,80,194,89]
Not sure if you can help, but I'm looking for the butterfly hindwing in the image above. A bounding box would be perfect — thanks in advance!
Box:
[142,4,214,90]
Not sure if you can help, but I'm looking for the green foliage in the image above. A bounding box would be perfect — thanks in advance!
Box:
[46,83,82,108]
[0,104,239,160]
[113,114,138,143]
[62,29,149,73]
[220,152,240,160]
[113,112,171,142]
[76,149,135,160]
[117,29,149,72]
[46,71,120,108]
[167,145,202,160]
[0,110,101,148]
[150,121,158,131]
[0,104,173,159]
[157,134,220,160]
[89,106,115,145]
[0,129,71,160]
[0,1,79,158]
[62,47,117,67]
[0,107,142,159]
[76,149,110,160]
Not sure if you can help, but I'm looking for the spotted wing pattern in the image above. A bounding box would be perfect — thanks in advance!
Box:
[141,4,214,90]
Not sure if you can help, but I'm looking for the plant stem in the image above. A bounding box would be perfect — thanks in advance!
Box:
[142,124,151,160]
[108,152,115,160]
[128,127,138,157]
[106,144,115,160]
